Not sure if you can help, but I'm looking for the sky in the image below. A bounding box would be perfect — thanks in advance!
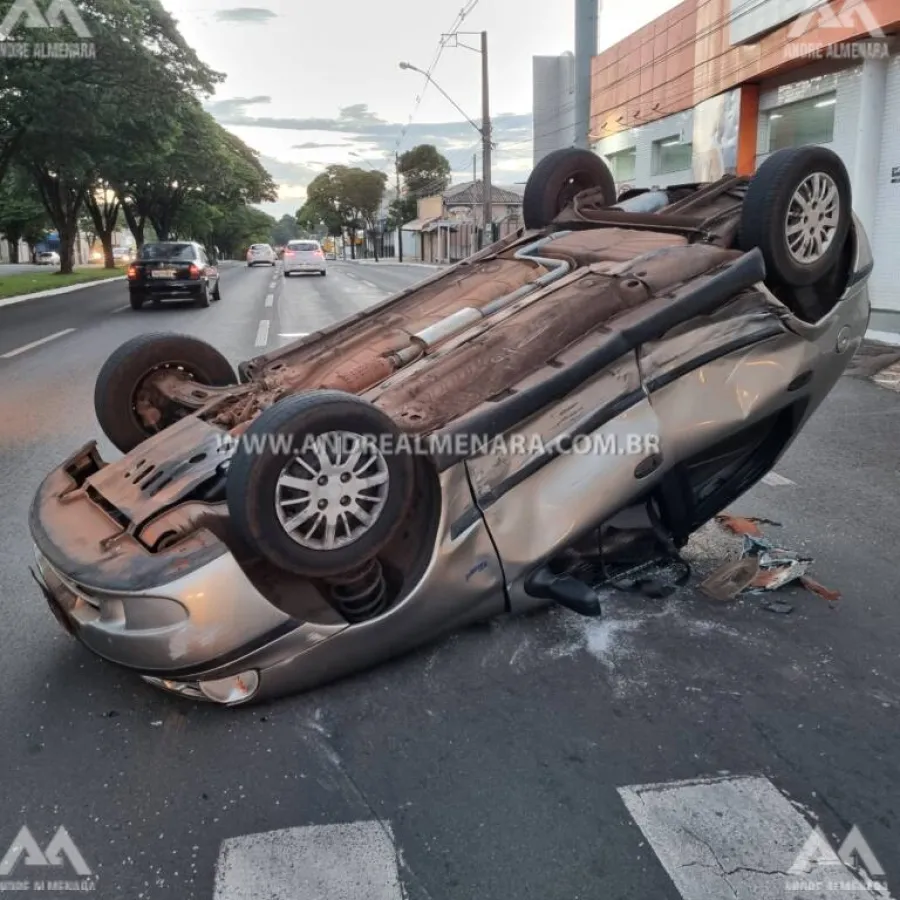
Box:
[159,0,681,219]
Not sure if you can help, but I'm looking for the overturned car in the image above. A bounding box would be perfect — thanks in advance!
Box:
[30,145,871,705]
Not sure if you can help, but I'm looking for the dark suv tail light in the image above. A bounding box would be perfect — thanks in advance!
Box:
[188,263,200,279]
[126,264,138,279]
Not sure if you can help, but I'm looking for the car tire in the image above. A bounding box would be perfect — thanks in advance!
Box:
[212,281,221,302]
[320,270,326,277]
[94,333,237,453]
[194,284,211,308]
[738,145,852,287]
[522,147,617,230]
[130,293,145,310]
[226,391,415,578]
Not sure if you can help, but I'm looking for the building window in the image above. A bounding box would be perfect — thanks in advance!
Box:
[766,92,836,152]
[604,147,636,182]
[651,136,694,175]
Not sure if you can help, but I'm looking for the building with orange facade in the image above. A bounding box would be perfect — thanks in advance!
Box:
[588,0,900,332]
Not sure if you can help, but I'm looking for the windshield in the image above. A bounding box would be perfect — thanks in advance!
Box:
[137,243,195,261]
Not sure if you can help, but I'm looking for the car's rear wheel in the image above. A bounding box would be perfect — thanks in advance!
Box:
[226,391,415,577]
[130,293,144,310]
[212,281,221,302]
[94,333,237,453]
[738,145,852,287]
[523,148,617,229]
[194,284,211,308]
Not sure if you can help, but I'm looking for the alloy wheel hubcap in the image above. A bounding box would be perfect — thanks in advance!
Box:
[784,172,840,265]
[275,431,390,551]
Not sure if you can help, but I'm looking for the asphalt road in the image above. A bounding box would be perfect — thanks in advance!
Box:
[0,259,897,899]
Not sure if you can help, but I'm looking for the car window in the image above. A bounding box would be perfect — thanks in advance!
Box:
[288,241,320,251]
[138,243,195,261]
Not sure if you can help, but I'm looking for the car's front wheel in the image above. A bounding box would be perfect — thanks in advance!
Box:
[738,145,852,287]
[226,391,415,577]
[94,333,237,453]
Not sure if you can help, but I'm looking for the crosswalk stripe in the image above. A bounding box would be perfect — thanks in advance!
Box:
[619,774,891,899]
[213,821,403,899]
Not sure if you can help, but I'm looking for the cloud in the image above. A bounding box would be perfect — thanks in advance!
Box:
[214,7,277,23]
[206,97,532,156]
[293,142,348,150]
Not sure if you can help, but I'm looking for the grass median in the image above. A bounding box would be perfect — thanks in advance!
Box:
[0,268,125,300]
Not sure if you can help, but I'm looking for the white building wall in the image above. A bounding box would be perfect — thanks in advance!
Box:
[591,109,695,193]
[755,67,861,167]
[869,55,900,320]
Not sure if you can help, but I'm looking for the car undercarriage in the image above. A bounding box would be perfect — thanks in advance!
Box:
[29,144,872,703]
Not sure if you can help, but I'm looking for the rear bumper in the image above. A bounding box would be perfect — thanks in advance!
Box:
[130,280,203,295]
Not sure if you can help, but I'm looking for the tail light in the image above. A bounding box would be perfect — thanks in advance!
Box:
[188,263,200,279]
[284,250,295,257]
[126,264,138,279]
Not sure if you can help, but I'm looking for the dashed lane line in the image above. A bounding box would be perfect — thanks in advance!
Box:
[1,328,77,359]
[254,319,270,347]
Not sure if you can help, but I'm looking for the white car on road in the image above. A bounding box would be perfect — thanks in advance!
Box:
[283,239,327,277]
[246,243,276,266]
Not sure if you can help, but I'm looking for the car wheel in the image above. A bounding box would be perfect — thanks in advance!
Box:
[130,293,145,310]
[194,284,211,308]
[226,391,415,578]
[738,145,852,287]
[320,270,326,277]
[94,333,237,453]
[522,148,617,230]
[212,281,221,302]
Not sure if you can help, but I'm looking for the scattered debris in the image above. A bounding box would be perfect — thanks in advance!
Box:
[799,576,841,603]
[699,557,760,602]
[715,514,782,537]
[701,516,841,607]
[763,600,795,615]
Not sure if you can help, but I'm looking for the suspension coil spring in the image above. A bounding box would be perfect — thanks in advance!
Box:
[326,558,388,623]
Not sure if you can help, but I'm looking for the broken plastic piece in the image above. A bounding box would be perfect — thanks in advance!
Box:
[799,576,842,603]
[763,600,794,615]
[715,514,782,537]
[699,557,761,602]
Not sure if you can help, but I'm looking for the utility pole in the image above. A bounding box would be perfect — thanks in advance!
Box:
[395,151,404,262]
[574,0,600,149]
[480,30,492,246]
[472,153,478,254]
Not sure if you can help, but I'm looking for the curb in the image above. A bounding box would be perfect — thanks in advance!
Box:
[865,328,900,347]
[343,259,444,269]
[0,275,126,309]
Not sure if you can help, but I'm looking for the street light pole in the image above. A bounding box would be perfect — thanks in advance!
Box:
[395,151,404,262]
[480,30,492,242]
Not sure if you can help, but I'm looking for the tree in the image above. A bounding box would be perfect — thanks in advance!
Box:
[305,165,386,259]
[271,214,300,246]
[398,144,451,197]
[6,0,222,271]
[0,168,50,263]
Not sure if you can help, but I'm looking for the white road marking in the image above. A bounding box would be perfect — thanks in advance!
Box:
[213,821,403,900]
[1,328,76,359]
[254,319,270,347]
[619,774,891,899]
[264,292,274,308]
[278,332,308,337]
[112,304,131,313]
[762,471,795,486]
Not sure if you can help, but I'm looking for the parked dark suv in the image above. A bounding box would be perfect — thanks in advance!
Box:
[127,241,220,310]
